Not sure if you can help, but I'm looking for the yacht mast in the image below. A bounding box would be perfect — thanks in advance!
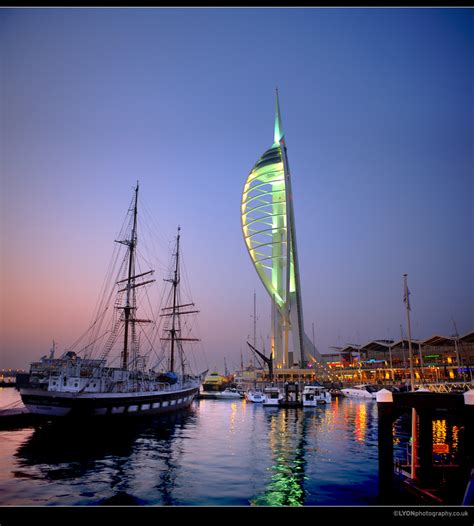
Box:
[253,291,257,349]
[403,273,417,481]
[403,274,415,391]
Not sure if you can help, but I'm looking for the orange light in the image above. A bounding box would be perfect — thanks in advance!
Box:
[433,444,449,454]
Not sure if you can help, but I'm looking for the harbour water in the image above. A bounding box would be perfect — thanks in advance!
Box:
[1,387,400,506]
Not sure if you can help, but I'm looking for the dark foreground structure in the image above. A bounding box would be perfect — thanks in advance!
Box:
[377,389,474,504]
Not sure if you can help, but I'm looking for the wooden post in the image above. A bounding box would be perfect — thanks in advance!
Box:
[463,390,474,492]
[377,390,395,502]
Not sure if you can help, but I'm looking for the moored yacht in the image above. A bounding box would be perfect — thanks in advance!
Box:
[302,385,331,406]
[340,384,380,399]
[199,387,243,400]
[245,389,265,403]
[262,386,283,406]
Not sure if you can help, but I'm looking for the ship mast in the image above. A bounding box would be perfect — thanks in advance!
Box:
[169,227,181,372]
[122,182,139,370]
[160,228,200,374]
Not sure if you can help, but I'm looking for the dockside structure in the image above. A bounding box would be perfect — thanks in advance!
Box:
[323,331,474,386]
[234,331,474,386]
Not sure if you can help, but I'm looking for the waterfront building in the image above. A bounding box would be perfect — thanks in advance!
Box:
[322,331,474,386]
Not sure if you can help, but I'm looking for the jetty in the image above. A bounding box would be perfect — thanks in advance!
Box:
[0,406,44,430]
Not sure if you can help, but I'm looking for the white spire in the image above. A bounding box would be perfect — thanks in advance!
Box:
[274,87,284,144]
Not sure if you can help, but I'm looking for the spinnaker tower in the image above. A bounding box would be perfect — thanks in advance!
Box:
[241,91,326,375]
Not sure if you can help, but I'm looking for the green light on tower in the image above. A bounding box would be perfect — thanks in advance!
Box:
[241,90,329,373]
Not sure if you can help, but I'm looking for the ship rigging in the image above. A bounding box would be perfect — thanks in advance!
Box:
[20,183,206,417]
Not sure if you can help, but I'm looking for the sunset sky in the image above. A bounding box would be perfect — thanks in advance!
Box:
[1,8,473,373]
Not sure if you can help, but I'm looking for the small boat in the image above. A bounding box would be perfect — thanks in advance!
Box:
[262,386,283,406]
[200,387,243,400]
[245,389,265,403]
[340,384,380,399]
[278,381,302,407]
[215,388,244,399]
[302,384,331,406]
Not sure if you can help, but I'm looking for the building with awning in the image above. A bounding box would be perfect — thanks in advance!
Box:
[235,332,474,386]
[420,332,474,381]
[320,331,474,385]
[460,331,474,344]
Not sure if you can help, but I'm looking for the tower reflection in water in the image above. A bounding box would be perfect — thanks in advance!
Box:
[251,408,309,506]
[250,399,378,506]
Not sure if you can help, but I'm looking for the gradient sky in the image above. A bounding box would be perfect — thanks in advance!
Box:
[1,8,473,373]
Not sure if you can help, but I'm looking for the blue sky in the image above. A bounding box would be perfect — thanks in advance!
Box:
[1,8,473,372]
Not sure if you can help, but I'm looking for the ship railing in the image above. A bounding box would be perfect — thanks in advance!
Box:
[420,381,473,393]
[154,382,171,391]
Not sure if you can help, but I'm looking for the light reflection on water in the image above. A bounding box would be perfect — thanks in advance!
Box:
[0,389,380,506]
[392,413,462,468]
[251,408,308,506]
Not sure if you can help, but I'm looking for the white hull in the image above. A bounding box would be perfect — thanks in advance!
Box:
[341,388,376,399]
[200,389,243,400]
[263,398,281,406]
[262,387,283,406]
[302,400,330,407]
[302,398,331,406]
[245,390,265,403]
[302,386,332,406]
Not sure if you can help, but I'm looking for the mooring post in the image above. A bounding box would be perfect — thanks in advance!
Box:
[463,389,474,504]
[377,389,394,503]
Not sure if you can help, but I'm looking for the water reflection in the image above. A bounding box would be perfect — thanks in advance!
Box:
[251,407,314,506]
[249,399,380,506]
[1,394,382,505]
[432,419,462,465]
[14,408,196,504]
[393,415,463,467]
[354,402,367,443]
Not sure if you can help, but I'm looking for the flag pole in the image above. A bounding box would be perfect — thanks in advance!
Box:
[404,273,417,480]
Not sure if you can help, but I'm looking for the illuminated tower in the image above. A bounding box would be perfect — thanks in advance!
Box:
[241,91,324,370]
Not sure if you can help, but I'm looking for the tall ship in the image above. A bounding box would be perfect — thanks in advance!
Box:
[20,183,206,417]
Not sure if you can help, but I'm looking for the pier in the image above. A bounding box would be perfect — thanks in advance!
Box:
[0,406,44,430]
